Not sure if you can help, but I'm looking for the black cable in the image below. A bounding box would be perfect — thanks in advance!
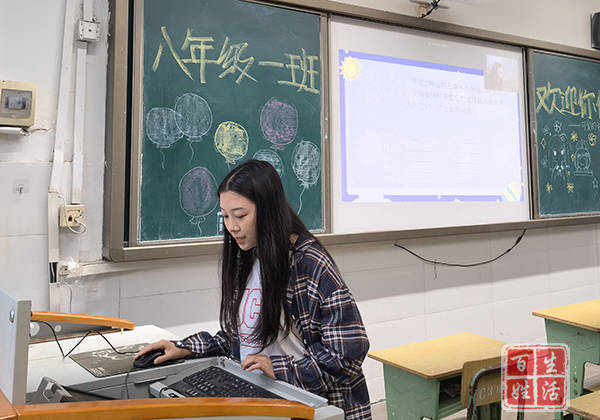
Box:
[61,384,118,401]
[37,321,144,400]
[420,0,441,18]
[37,321,139,358]
[394,229,526,268]
[37,321,92,358]
[94,329,139,355]
[49,262,57,283]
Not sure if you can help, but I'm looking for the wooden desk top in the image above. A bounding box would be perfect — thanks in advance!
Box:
[568,391,600,420]
[532,299,600,332]
[368,332,506,379]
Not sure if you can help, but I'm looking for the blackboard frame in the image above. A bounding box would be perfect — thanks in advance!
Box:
[104,0,600,262]
[527,48,600,218]
[129,0,330,246]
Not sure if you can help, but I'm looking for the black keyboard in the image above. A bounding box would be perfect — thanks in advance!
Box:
[169,366,283,399]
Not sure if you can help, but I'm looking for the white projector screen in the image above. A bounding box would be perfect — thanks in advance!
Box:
[329,16,530,233]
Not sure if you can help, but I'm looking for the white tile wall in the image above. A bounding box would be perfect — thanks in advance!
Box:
[366,316,428,352]
[346,264,426,324]
[492,250,550,300]
[118,254,221,298]
[0,234,48,308]
[549,285,600,307]
[51,276,120,316]
[425,264,493,313]
[341,240,422,272]
[120,287,221,329]
[548,246,598,291]
[0,162,51,237]
[493,294,552,344]
[425,304,495,338]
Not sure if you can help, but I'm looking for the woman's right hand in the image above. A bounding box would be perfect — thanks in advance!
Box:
[135,339,192,364]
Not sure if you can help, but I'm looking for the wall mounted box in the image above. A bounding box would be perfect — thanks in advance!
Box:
[0,81,36,127]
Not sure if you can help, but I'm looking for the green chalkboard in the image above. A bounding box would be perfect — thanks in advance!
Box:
[136,0,324,243]
[532,50,600,216]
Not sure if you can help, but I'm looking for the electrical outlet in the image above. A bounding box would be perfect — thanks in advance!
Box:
[59,204,85,228]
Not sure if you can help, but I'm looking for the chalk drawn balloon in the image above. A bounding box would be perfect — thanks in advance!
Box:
[260,98,298,150]
[253,149,284,177]
[179,166,218,235]
[292,141,321,214]
[174,93,213,165]
[214,121,249,165]
[146,107,184,169]
[174,93,212,139]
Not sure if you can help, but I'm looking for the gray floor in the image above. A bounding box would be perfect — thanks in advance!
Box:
[371,363,600,420]
[371,401,556,420]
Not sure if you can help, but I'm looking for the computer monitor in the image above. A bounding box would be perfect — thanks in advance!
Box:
[0,288,31,404]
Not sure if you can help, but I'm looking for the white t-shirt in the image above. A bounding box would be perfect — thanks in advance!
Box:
[238,259,305,364]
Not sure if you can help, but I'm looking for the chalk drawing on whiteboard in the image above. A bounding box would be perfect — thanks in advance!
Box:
[214,121,249,167]
[175,93,213,165]
[292,141,321,215]
[179,166,218,236]
[260,98,298,150]
[146,107,184,169]
[339,56,360,81]
[253,149,284,177]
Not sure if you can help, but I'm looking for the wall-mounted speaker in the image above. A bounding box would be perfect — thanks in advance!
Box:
[592,12,600,50]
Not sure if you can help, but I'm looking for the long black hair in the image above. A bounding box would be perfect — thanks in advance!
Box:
[218,159,310,348]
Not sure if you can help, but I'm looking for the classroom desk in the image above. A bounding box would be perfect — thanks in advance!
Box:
[568,391,600,420]
[533,300,600,420]
[369,332,506,420]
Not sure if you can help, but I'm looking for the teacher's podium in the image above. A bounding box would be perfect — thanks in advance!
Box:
[0,288,343,419]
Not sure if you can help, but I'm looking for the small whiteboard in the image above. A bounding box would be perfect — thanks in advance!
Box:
[329,16,530,233]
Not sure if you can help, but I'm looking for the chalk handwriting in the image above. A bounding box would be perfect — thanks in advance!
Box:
[536,81,600,120]
[152,27,319,92]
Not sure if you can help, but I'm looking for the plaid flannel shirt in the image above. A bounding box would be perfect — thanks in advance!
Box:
[175,233,372,420]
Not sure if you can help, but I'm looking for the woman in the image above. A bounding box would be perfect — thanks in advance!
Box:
[137,160,371,419]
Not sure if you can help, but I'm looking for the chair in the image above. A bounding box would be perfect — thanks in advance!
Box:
[461,356,524,420]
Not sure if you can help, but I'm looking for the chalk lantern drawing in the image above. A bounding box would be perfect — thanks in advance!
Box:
[214,121,249,166]
[292,140,321,214]
[260,98,298,150]
[253,149,284,177]
[179,166,218,235]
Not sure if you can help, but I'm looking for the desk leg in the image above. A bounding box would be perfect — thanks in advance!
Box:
[544,320,600,420]
[382,365,440,420]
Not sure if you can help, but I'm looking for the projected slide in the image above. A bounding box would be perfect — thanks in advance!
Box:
[339,49,524,203]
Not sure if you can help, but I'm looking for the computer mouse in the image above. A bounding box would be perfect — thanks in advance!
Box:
[133,349,165,369]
